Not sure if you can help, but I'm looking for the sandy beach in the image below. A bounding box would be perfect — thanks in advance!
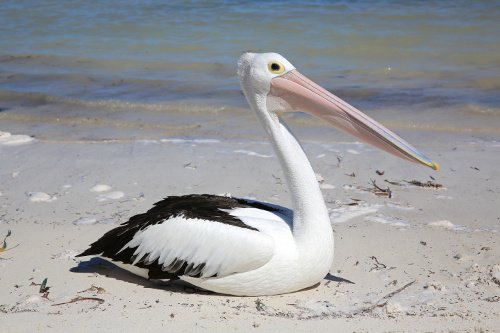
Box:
[0,100,499,332]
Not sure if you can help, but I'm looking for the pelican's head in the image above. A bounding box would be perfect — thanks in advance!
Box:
[237,52,439,170]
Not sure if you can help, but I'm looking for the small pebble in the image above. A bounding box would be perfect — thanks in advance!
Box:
[97,191,124,202]
[27,192,56,202]
[90,184,112,192]
[466,281,476,288]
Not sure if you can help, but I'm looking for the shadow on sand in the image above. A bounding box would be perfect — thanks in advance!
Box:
[71,257,211,295]
[71,258,354,295]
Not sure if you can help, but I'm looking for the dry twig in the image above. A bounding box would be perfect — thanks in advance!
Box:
[365,180,392,198]
[369,256,393,271]
[78,284,106,294]
[384,179,443,189]
[384,179,403,186]
[404,180,443,188]
[356,280,416,314]
[51,296,104,307]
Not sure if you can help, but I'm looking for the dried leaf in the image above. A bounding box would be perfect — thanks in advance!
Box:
[39,278,49,293]
[1,229,12,251]
[255,298,266,311]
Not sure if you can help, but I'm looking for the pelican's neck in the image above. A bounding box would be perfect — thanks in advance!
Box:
[250,97,331,245]
[270,120,330,235]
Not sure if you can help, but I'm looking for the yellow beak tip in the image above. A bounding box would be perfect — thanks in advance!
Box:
[431,161,440,171]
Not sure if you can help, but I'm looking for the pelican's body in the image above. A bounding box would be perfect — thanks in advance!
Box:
[78,53,438,296]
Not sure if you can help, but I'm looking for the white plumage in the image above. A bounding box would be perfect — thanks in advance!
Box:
[125,215,275,278]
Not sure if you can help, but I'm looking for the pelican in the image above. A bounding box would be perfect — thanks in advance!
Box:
[77,53,438,296]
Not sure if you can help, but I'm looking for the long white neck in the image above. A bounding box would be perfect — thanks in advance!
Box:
[240,80,333,254]
[269,120,331,240]
[249,96,332,249]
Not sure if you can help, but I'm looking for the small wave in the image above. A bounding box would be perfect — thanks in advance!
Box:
[461,104,500,116]
[0,53,235,78]
[233,149,272,158]
[0,90,241,115]
[160,138,220,144]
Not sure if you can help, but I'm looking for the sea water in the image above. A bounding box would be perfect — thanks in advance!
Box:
[0,0,499,133]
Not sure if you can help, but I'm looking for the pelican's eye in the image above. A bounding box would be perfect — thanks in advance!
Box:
[268,61,285,74]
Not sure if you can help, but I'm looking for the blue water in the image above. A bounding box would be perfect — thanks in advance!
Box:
[1,0,499,110]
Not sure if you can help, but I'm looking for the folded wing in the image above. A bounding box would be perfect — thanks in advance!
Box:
[77,194,280,279]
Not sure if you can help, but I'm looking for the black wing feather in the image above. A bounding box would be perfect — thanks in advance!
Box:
[77,194,289,280]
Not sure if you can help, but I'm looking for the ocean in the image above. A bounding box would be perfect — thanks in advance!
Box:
[1,0,499,138]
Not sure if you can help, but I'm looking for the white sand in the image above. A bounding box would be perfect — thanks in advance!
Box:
[0,115,499,332]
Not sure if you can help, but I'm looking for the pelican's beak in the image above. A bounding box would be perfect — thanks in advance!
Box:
[269,70,439,170]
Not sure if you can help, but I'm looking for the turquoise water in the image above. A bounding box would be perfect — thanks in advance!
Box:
[1,0,499,110]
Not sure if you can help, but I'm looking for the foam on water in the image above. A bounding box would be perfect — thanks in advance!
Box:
[160,138,220,144]
[428,220,466,231]
[365,214,410,228]
[233,150,272,158]
[0,131,34,146]
[330,203,381,224]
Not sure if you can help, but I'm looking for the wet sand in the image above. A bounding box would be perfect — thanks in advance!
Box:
[0,104,499,332]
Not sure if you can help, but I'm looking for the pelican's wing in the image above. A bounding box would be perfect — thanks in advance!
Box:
[77,194,289,279]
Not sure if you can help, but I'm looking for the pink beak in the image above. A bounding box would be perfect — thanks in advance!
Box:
[270,70,439,170]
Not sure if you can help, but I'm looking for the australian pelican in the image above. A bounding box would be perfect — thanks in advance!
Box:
[77,53,438,296]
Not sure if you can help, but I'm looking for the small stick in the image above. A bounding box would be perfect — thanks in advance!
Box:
[404,180,443,189]
[370,256,387,269]
[51,296,104,307]
[384,179,403,186]
[356,280,416,314]
[371,179,392,198]
[381,280,416,300]
[362,180,392,198]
